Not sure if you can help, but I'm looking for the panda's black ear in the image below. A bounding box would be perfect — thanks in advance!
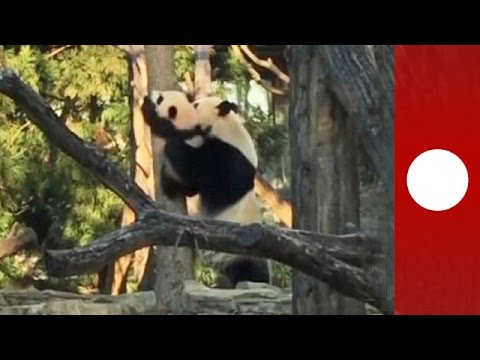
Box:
[185,92,195,103]
[217,101,239,117]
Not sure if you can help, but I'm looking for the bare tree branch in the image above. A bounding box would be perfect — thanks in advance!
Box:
[0,69,155,215]
[239,45,290,85]
[231,45,286,95]
[45,45,73,59]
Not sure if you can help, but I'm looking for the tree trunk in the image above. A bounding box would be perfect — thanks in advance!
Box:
[372,45,394,315]
[288,45,365,314]
[186,45,213,216]
[144,45,194,313]
[319,45,394,314]
[194,45,213,99]
[98,45,155,295]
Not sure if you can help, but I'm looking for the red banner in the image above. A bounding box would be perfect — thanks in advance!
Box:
[395,45,480,314]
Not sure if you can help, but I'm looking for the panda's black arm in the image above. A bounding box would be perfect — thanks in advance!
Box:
[163,138,204,192]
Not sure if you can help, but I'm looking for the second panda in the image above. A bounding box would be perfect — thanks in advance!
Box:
[141,90,271,287]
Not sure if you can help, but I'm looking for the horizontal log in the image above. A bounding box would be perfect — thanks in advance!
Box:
[44,209,384,310]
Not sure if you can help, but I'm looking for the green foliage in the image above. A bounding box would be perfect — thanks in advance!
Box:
[195,259,292,289]
[212,46,250,85]
[174,46,195,82]
[0,45,129,286]
[0,258,22,287]
[195,260,219,288]
[271,262,292,288]
[243,106,289,173]
[174,46,252,87]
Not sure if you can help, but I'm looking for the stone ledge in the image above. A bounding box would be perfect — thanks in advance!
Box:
[182,280,292,315]
[0,289,157,315]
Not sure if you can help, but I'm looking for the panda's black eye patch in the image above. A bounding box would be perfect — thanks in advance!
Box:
[156,95,164,105]
[193,103,199,109]
[168,106,177,119]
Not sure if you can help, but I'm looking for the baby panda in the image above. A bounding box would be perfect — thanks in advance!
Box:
[141,91,271,288]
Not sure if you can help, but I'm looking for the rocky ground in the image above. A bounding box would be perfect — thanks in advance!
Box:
[0,281,291,315]
[0,280,381,315]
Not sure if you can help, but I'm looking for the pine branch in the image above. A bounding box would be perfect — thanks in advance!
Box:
[0,68,155,215]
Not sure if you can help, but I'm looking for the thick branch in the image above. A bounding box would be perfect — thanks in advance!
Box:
[45,45,73,59]
[254,173,292,227]
[0,69,155,215]
[0,223,38,260]
[44,208,384,309]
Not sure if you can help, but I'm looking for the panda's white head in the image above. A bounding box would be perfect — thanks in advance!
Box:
[149,90,199,131]
[192,96,258,168]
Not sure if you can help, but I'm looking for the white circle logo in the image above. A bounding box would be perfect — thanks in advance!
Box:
[407,149,469,211]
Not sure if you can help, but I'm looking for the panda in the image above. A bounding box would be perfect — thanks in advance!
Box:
[140,90,204,200]
[141,91,271,288]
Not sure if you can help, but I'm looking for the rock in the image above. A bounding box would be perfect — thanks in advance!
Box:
[0,289,157,315]
[235,281,274,290]
[0,293,6,307]
[366,303,382,315]
[182,281,238,314]
[0,304,44,315]
[182,280,292,315]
